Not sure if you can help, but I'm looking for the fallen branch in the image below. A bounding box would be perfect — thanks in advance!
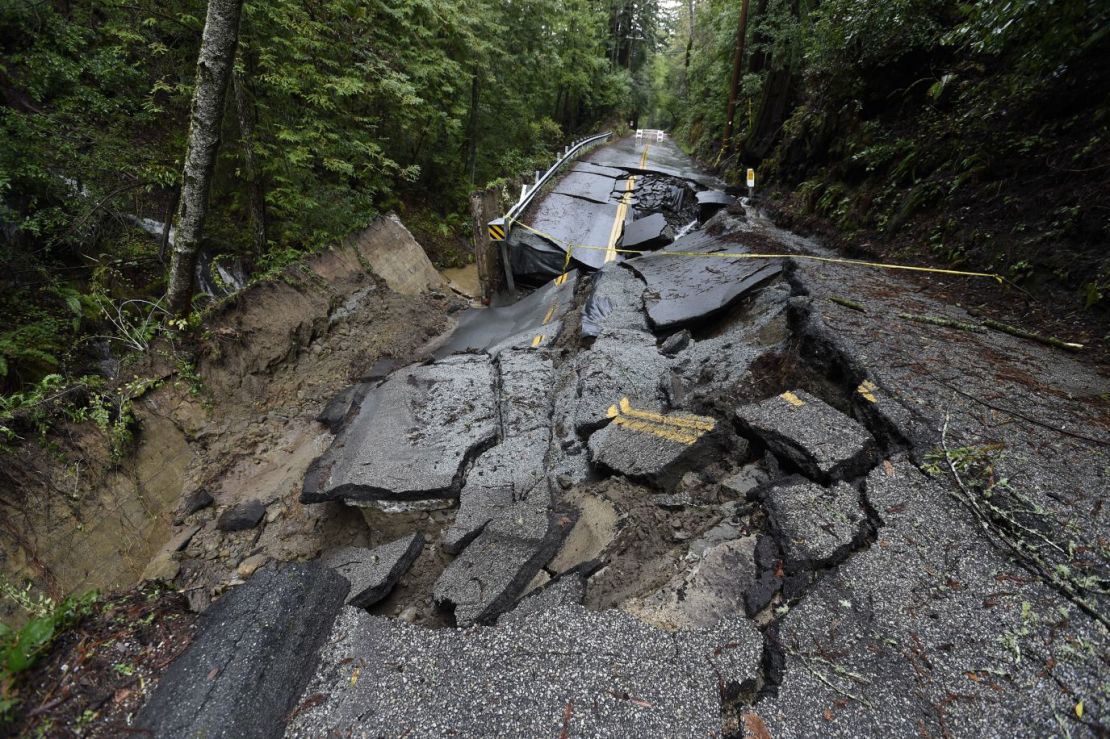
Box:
[829,295,867,313]
[982,319,1084,352]
[899,312,983,332]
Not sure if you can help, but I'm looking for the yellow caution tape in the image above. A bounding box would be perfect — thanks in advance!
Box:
[511,221,1004,284]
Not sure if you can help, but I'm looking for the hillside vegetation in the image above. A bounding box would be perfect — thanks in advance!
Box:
[1,0,662,439]
[654,0,1110,325]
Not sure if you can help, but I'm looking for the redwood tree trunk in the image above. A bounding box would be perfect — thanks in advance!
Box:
[722,0,751,153]
[165,0,244,315]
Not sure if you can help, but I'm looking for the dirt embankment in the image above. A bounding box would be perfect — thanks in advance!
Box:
[0,215,463,624]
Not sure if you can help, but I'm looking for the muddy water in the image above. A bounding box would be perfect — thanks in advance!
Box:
[441,264,481,299]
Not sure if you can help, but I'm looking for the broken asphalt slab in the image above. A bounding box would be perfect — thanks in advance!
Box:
[756,458,1108,736]
[521,192,619,270]
[434,488,564,625]
[625,231,783,332]
[580,263,649,337]
[620,212,672,251]
[441,428,549,554]
[301,353,498,504]
[574,328,671,433]
[763,477,869,571]
[736,389,877,482]
[135,562,348,739]
[587,405,721,491]
[285,605,763,738]
[434,271,577,357]
[322,533,424,608]
[695,190,734,221]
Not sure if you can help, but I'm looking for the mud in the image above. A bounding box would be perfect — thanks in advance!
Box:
[0,219,458,623]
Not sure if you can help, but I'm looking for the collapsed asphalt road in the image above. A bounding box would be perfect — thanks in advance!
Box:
[137,135,1109,738]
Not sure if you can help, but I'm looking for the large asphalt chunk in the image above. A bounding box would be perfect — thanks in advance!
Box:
[441,428,548,554]
[735,389,877,482]
[574,329,670,433]
[620,212,672,251]
[136,562,347,739]
[322,533,424,608]
[626,231,782,332]
[497,348,555,434]
[764,477,867,571]
[433,272,577,357]
[301,353,498,504]
[434,487,562,626]
[581,263,649,337]
[285,604,762,738]
[587,405,721,491]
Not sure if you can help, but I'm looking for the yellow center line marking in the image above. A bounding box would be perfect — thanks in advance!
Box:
[531,334,543,348]
[605,397,715,445]
[542,302,558,324]
[604,144,650,264]
[617,397,715,432]
[612,415,701,445]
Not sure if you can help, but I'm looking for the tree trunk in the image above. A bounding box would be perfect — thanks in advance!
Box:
[684,0,695,76]
[722,0,751,153]
[159,185,180,264]
[232,67,266,256]
[464,74,480,185]
[165,0,244,316]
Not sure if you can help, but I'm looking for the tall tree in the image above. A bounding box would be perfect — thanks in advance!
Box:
[165,0,244,315]
[722,0,751,152]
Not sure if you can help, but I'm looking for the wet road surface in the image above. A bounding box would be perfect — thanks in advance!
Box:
[139,135,1110,738]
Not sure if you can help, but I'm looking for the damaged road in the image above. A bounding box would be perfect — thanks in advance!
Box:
[137,134,1109,738]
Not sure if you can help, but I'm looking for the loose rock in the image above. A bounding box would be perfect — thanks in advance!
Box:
[323,533,424,608]
[216,500,266,532]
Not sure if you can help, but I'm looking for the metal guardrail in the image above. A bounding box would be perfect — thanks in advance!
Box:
[487,130,612,243]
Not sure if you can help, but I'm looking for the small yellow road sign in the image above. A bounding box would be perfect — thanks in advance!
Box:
[746,168,756,188]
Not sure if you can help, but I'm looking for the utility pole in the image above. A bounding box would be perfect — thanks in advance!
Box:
[722,0,751,154]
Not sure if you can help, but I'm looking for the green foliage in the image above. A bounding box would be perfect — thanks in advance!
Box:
[654,0,1108,309]
[1,0,646,449]
[0,587,98,722]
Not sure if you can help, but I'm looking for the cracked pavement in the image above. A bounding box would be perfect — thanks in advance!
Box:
[138,134,1109,738]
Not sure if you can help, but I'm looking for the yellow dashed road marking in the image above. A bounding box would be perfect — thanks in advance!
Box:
[543,303,558,324]
[531,334,544,348]
[857,380,878,403]
[781,391,805,407]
